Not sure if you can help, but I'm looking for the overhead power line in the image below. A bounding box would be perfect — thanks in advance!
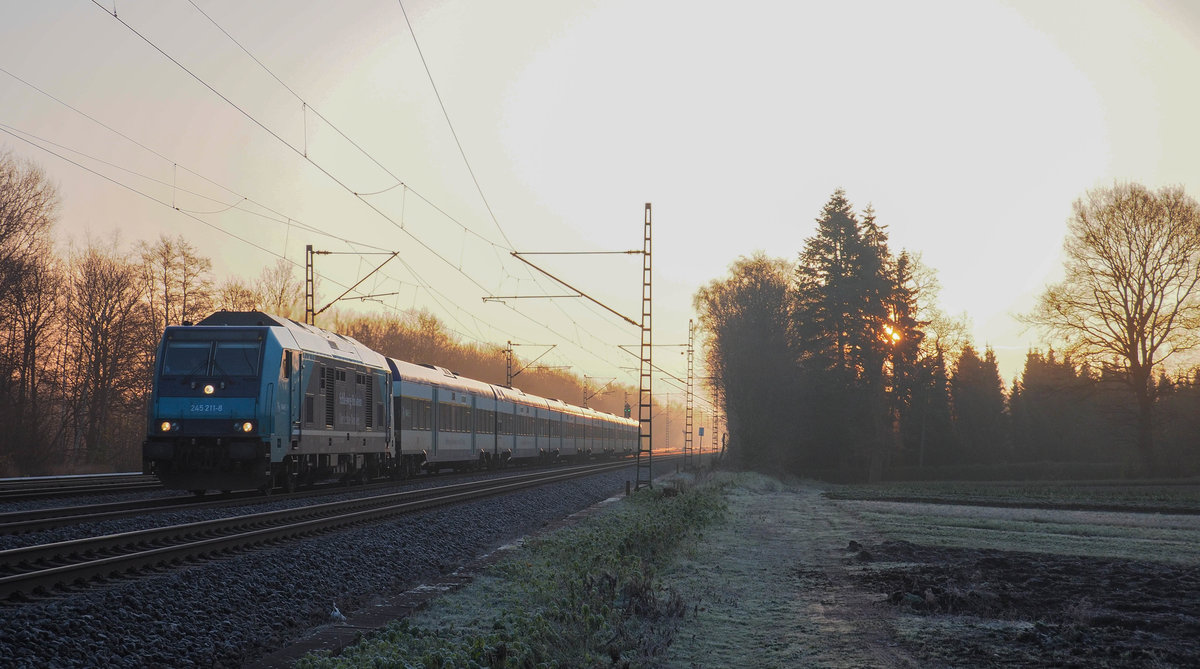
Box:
[190,0,648,368]
[182,0,634,357]
[396,0,514,250]
[181,0,508,252]
[81,1,642,377]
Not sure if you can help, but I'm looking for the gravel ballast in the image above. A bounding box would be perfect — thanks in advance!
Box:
[0,468,573,552]
[0,465,648,668]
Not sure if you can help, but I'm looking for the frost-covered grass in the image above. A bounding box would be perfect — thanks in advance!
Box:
[295,476,727,668]
[824,479,1200,564]
[826,478,1200,512]
[844,501,1200,564]
[660,472,903,667]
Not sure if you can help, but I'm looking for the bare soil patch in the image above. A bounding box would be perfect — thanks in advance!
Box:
[855,539,1200,667]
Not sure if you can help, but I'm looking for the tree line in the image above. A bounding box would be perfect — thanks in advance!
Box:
[0,152,678,476]
[696,186,1200,481]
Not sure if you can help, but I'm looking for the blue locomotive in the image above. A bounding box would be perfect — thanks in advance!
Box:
[142,311,391,494]
[143,311,637,493]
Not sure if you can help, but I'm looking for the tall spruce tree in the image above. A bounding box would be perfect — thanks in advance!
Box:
[889,251,934,466]
[794,190,896,477]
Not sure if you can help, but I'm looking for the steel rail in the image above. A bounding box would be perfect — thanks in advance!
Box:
[0,476,162,502]
[0,461,631,600]
[0,461,625,535]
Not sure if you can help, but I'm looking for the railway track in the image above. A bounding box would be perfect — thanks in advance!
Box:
[0,473,161,502]
[0,460,633,601]
[0,490,243,536]
[0,459,635,536]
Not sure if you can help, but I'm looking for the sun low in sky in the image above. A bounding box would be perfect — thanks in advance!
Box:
[1,0,1197,384]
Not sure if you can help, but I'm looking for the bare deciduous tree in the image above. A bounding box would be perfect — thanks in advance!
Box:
[64,241,151,465]
[139,235,176,334]
[139,234,213,331]
[176,239,212,324]
[694,253,795,471]
[0,152,57,305]
[3,256,63,470]
[1025,182,1200,470]
[0,153,60,473]
[255,258,302,319]
[214,276,261,312]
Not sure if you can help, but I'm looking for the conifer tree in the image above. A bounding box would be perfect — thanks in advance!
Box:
[794,190,897,476]
[950,345,1006,463]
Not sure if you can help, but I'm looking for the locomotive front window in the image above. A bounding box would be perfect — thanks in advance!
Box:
[162,342,212,376]
[160,328,265,378]
[213,342,261,376]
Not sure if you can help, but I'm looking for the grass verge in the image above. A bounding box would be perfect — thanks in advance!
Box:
[296,475,727,668]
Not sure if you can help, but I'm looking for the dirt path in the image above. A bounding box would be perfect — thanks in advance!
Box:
[661,478,919,668]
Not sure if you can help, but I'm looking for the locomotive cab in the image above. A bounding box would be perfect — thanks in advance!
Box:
[143,324,274,493]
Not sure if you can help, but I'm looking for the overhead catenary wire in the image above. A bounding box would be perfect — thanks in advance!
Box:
[199,0,630,359]
[395,0,514,251]
[3,111,618,372]
[0,119,388,253]
[0,118,492,348]
[207,0,654,373]
[181,0,507,251]
[0,125,310,280]
[0,19,657,383]
[183,0,639,361]
[74,1,651,380]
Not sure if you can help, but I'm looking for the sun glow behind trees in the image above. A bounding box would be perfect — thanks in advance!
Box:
[698,186,1200,480]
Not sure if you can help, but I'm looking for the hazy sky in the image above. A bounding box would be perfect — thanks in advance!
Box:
[2,0,1199,389]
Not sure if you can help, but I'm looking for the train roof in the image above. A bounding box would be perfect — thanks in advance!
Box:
[188,311,389,370]
[387,358,499,398]
[494,384,552,411]
[189,313,637,426]
[386,357,632,424]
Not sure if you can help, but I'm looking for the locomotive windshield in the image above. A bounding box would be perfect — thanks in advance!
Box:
[160,328,265,378]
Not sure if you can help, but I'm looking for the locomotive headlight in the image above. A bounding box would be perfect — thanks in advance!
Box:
[239,421,254,433]
[203,384,215,395]
[160,421,172,432]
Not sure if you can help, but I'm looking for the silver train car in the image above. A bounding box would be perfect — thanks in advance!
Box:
[389,359,638,475]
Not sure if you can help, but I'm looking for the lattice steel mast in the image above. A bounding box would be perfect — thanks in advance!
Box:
[635,203,654,490]
[685,318,694,470]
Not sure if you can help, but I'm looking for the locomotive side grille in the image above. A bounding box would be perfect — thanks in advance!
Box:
[325,367,336,427]
[365,379,374,428]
